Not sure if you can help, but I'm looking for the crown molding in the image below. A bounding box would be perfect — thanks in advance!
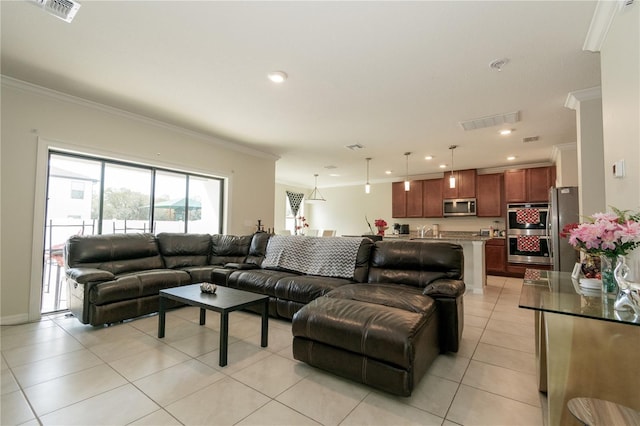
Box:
[583,0,621,52]
[565,86,602,110]
[551,143,577,163]
[1,75,280,162]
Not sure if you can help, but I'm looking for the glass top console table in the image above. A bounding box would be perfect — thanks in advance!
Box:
[518,269,640,426]
[518,268,639,326]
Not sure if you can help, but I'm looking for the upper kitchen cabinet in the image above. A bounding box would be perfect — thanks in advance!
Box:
[442,169,477,199]
[392,181,407,217]
[504,166,556,203]
[476,173,503,217]
[392,180,424,218]
[423,178,443,218]
[527,166,556,202]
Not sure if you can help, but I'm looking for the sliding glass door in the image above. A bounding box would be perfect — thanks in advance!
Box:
[42,151,224,313]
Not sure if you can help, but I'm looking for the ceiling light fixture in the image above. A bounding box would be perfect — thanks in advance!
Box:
[267,71,288,84]
[499,129,513,135]
[489,58,509,72]
[439,164,446,169]
[449,145,458,189]
[507,156,516,161]
[305,174,326,203]
[425,155,433,160]
[31,0,81,23]
[404,152,411,191]
[364,158,372,194]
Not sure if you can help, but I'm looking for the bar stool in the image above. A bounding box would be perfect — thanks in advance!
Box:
[567,397,640,425]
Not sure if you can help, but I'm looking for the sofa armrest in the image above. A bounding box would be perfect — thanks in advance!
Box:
[66,267,114,284]
[422,279,465,298]
[423,279,465,353]
[224,262,259,270]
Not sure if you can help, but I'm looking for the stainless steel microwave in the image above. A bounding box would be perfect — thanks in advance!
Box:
[443,198,477,217]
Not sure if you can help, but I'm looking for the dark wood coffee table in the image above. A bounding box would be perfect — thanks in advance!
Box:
[158,284,269,366]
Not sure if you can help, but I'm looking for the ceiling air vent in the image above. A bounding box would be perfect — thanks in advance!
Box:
[459,111,520,131]
[523,136,540,143]
[31,0,81,23]
[345,144,364,150]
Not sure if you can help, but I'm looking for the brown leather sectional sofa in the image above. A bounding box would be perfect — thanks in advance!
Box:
[65,232,465,396]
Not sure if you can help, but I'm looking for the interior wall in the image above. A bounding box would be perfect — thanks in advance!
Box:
[577,96,606,216]
[0,78,277,324]
[554,144,579,188]
[601,3,639,210]
[600,2,640,277]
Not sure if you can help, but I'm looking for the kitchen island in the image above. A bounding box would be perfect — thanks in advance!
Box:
[385,232,489,294]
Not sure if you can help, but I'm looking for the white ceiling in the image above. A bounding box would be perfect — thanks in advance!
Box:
[1,1,601,189]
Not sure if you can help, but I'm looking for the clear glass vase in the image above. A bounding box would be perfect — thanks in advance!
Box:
[600,254,619,294]
[613,254,640,315]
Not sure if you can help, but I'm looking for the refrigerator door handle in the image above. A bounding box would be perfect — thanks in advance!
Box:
[547,188,554,260]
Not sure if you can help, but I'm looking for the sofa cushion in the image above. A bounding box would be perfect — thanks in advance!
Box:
[227,269,299,296]
[292,295,436,369]
[274,275,354,304]
[157,233,211,268]
[245,232,271,266]
[210,234,253,265]
[368,241,463,287]
[65,233,164,274]
[89,269,191,305]
[326,283,433,313]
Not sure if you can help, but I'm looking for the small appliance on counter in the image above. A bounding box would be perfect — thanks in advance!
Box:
[399,224,410,234]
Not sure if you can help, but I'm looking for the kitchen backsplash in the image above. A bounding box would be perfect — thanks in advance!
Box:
[390,216,506,235]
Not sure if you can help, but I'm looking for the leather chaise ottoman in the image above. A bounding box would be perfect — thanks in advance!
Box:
[292,283,440,397]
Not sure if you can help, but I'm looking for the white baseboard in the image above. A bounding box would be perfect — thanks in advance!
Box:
[0,313,32,325]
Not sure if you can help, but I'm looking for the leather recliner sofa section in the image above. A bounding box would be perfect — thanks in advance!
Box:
[65,232,260,326]
[291,240,464,396]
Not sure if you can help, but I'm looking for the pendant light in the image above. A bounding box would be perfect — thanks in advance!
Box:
[404,152,411,191]
[449,145,457,189]
[305,174,326,203]
[365,158,372,194]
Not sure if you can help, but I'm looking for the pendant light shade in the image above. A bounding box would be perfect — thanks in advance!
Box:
[365,158,372,194]
[404,152,411,191]
[449,145,457,189]
[306,174,326,203]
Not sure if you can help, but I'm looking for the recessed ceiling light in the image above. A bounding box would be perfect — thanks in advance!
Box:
[425,155,433,160]
[267,71,287,83]
[329,173,340,177]
[439,164,447,169]
[489,58,509,72]
[499,129,512,135]
[507,156,516,161]
[385,170,392,175]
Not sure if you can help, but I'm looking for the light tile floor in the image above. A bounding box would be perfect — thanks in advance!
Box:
[1,276,546,425]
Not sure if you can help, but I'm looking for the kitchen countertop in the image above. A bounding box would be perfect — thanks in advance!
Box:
[383,232,492,242]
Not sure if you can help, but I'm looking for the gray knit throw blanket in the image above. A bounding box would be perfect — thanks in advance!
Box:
[262,235,364,279]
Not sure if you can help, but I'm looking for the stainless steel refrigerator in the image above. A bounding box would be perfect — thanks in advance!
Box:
[548,186,580,272]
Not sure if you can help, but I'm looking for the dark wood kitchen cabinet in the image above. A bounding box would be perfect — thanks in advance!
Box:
[504,169,527,202]
[476,173,503,217]
[423,178,443,217]
[527,166,556,202]
[504,166,555,203]
[406,180,424,217]
[485,238,506,275]
[392,182,407,218]
[442,169,476,199]
[392,180,423,218]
